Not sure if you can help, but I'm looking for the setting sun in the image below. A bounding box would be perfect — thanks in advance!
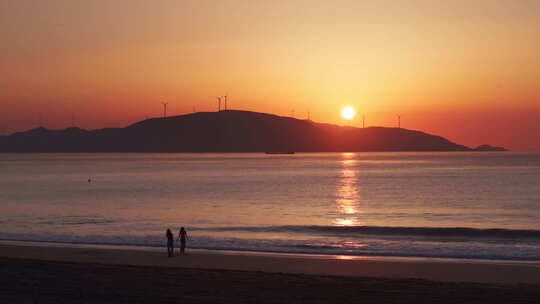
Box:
[341,107,356,120]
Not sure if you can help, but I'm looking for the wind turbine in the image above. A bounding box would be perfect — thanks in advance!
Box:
[162,102,169,118]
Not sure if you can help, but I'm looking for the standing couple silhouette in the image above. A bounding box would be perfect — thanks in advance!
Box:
[166,227,189,257]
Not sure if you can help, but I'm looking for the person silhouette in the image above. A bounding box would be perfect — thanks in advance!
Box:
[178,227,188,254]
[166,229,174,257]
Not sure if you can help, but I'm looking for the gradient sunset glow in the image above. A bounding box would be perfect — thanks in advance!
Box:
[1,1,539,150]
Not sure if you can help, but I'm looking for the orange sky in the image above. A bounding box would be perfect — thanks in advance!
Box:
[1,0,539,150]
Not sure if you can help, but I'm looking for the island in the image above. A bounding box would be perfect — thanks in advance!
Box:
[0,110,505,153]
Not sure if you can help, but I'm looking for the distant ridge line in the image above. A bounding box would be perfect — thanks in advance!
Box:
[0,110,504,153]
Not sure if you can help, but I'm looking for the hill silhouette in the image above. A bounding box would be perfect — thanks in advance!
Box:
[0,110,483,152]
[473,144,508,152]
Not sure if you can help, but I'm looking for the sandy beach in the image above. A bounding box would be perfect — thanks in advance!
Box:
[2,242,540,303]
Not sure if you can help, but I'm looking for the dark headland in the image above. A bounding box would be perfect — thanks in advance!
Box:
[0,110,505,152]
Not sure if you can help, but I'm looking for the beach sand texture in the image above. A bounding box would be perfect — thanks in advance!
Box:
[2,243,540,303]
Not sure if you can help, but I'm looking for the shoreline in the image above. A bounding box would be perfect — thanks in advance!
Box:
[2,239,539,266]
[2,241,540,284]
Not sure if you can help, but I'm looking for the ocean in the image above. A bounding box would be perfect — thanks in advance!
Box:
[1,152,539,261]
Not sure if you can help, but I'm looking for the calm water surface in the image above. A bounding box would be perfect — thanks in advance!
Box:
[1,152,539,261]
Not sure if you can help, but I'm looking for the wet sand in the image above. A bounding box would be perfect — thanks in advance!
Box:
[1,243,540,303]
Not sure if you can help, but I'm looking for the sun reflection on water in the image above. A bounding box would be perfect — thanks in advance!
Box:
[335,153,361,226]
